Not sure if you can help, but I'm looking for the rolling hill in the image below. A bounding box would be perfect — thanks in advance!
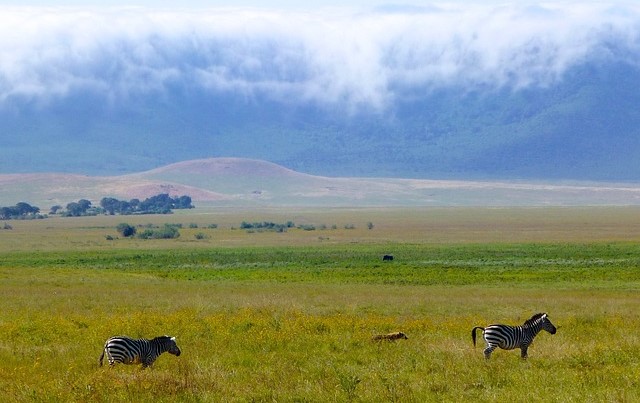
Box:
[2,158,640,209]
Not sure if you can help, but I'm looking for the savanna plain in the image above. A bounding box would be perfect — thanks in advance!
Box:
[1,206,639,402]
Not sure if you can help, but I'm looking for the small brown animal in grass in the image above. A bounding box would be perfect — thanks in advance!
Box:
[372,331,408,341]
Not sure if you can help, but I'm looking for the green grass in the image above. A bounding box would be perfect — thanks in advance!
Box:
[3,242,640,288]
[1,208,640,401]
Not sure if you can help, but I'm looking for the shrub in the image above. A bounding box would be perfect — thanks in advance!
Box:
[116,223,137,237]
[137,224,180,239]
[241,221,290,233]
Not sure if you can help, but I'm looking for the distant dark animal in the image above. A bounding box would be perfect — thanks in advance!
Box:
[99,335,181,368]
[472,313,557,359]
[372,331,408,341]
[382,255,394,261]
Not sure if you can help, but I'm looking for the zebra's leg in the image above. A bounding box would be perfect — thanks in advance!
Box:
[520,345,529,359]
[141,357,154,369]
[483,345,496,359]
[106,350,116,367]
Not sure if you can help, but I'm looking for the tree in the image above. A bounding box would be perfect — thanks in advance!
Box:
[176,195,193,209]
[15,202,39,216]
[101,197,121,215]
[65,202,84,217]
[116,223,136,237]
[0,206,14,219]
[129,198,141,211]
[78,199,92,211]
[49,205,63,215]
[0,202,40,219]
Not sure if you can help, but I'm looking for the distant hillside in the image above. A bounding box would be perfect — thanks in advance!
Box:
[0,171,229,209]
[2,61,640,181]
[2,158,640,209]
[3,5,640,181]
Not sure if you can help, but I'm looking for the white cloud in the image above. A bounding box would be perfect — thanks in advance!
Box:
[0,3,639,109]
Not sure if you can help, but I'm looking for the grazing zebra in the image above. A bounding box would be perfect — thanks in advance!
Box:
[472,313,557,359]
[99,335,181,368]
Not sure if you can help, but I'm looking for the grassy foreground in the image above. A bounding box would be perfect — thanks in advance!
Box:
[1,208,640,401]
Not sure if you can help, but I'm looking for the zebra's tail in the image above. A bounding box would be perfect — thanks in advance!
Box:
[98,348,105,367]
[471,326,485,347]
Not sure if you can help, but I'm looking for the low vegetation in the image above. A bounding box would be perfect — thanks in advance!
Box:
[136,224,181,239]
[240,220,294,232]
[1,207,639,401]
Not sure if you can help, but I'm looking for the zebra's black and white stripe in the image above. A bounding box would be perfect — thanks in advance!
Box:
[472,313,557,359]
[99,335,181,368]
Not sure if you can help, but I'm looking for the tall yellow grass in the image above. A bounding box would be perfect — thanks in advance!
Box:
[1,207,639,401]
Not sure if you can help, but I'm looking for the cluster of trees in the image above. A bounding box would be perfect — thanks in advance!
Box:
[3,193,194,220]
[100,194,193,215]
[50,199,103,217]
[0,202,44,220]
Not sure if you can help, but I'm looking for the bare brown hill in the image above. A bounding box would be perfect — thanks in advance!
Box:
[0,171,229,208]
[2,158,640,209]
[136,158,302,177]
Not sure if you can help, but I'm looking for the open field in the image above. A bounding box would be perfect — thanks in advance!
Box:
[3,206,640,252]
[1,207,640,401]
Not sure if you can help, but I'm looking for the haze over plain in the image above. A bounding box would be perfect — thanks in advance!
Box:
[2,1,640,181]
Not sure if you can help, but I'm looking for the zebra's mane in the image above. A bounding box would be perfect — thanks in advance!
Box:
[153,335,175,342]
[523,312,546,326]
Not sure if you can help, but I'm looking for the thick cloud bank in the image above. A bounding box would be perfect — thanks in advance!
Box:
[1,3,640,110]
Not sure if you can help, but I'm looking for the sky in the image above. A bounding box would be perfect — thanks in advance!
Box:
[1,1,639,112]
[0,0,613,12]
[0,0,481,7]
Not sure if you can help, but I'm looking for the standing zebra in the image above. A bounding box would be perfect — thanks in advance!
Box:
[472,313,557,359]
[99,335,181,368]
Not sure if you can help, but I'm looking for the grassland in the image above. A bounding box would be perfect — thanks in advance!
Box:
[1,207,640,401]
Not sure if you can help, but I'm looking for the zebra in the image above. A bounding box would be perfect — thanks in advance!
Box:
[99,335,181,368]
[471,313,557,359]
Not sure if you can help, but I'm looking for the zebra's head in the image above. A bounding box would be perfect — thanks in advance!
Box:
[157,336,182,356]
[541,314,557,335]
[527,313,557,335]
